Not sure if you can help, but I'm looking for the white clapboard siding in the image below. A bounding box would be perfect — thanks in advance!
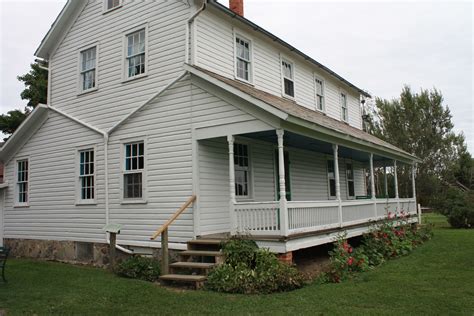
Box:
[3,111,105,242]
[50,0,190,131]
[195,8,363,129]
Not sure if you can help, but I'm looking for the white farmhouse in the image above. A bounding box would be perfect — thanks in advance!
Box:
[0,0,419,273]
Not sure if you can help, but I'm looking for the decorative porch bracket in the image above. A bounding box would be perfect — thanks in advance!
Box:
[227,135,237,235]
[277,129,289,236]
[333,144,343,227]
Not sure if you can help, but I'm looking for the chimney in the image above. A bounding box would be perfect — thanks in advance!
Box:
[229,0,244,16]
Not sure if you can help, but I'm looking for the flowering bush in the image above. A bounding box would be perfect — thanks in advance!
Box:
[324,211,433,283]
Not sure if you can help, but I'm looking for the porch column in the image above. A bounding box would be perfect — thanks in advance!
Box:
[412,163,417,215]
[383,166,388,198]
[276,129,289,236]
[227,135,237,234]
[394,160,400,212]
[333,144,342,227]
[369,153,377,218]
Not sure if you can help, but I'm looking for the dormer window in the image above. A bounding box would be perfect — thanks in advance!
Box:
[281,59,294,98]
[341,92,348,122]
[315,77,324,111]
[106,0,121,11]
[235,35,252,82]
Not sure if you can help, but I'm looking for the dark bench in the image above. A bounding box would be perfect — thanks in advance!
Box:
[0,247,10,283]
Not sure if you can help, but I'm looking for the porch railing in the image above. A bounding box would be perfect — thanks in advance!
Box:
[233,198,417,237]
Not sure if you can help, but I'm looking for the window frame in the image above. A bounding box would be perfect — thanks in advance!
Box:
[326,158,337,200]
[122,23,149,83]
[120,137,147,204]
[77,43,99,95]
[76,145,97,205]
[14,157,30,207]
[314,75,325,112]
[234,142,253,200]
[233,33,253,84]
[346,162,355,199]
[340,90,349,123]
[281,56,295,99]
[103,0,122,14]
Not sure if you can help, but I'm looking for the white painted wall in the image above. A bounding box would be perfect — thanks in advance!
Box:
[194,8,363,129]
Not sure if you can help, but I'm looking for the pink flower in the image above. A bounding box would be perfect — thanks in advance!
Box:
[347,257,354,266]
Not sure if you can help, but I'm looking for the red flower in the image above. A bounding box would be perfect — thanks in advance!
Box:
[347,257,354,266]
[348,247,353,254]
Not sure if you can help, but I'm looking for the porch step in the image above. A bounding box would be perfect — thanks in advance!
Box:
[187,239,223,245]
[159,274,207,289]
[169,262,215,270]
[180,250,223,257]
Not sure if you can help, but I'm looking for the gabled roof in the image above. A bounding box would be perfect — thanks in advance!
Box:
[185,64,418,163]
[208,0,371,98]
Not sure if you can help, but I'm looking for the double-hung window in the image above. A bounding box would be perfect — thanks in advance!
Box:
[79,149,95,202]
[126,29,146,78]
[80,46,97,92]
[123,142,145,200]
[327,160,336,198]
[315,77,324,111]
[282,59,295,98]
[106,0,121,11]
[346,163,355,198]
[16,159,29,205]
[341,92,348,122]
[234,143,250,198]
[235,36,251,82]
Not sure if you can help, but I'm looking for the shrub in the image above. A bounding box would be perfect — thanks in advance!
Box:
[207,239,304,294]
[326,235,369,283]
[435,188,474,228]
[115,256,161,282]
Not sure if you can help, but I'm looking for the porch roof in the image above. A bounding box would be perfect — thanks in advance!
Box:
[185,64,419,163]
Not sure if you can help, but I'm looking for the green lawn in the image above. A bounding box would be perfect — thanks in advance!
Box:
[1,214,473,315]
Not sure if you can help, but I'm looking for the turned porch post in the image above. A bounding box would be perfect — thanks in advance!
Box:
[383,166,388,198]
[412,163,417,214]
[394,160,400,212]
[333,144,342,227]
[227,135,237,235]
[369,153,377,218]
[276,129,289,236]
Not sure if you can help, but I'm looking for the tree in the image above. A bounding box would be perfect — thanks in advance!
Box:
[0,61,48,139]
[367,86,469,206]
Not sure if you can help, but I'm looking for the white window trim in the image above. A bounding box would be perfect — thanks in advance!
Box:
[75,145,98,206]
[326,158,337,200]
[120,136,148,204]
[233,31,253,84]
[14,157,30,208]
[340,89,349,123]
[280,55,295,100]
[314,74,325,113]
[77,43,99,95]
[122,23,149,83]
[346,161,355,200]
[103,0,123,14]
[234,140,254,201]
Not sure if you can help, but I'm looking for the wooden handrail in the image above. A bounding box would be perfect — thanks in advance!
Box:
[150,195,196,240]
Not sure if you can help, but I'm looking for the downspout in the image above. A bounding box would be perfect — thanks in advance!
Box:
[185,0,207,64]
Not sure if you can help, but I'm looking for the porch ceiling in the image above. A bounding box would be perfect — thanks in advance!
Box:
[243,130,393,163]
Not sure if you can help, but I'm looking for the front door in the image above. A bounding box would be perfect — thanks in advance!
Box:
[275,150,291,201]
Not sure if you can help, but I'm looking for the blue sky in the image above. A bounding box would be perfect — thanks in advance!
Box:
[1,0,472,152]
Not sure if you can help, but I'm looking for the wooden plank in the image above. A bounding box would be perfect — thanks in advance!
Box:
[150,195,196,240]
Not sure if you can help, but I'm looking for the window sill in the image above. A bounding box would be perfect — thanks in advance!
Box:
[122,73,148,84]
[77,87,98,96]
[121,199,147,205]
[102,5,123,15]
[282,94,296,101]
[234,76,253,86]
[75,201,97,206]
[14,204,30,208]
[236,197,254,202]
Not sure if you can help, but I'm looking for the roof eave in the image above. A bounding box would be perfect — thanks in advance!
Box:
[207,0,371,98]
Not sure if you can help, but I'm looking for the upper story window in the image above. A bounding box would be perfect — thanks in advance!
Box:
[105,0,121,11]
[281,59,295,98]
[235,36,252,82]
[80,46,97,92]
[341,92,348,122]
[123,142,145,200]
[315,77,324,111]
[327,160,336,198]
[346,163,355,198]
[78,149,95,202]
[234,143,250,198]
[126,28,146,79]
[16,159,29,205]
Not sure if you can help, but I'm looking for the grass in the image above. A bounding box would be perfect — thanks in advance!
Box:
[1,214,473,315]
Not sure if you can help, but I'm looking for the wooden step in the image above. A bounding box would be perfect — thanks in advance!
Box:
[169,262,215,269]
[160,274,207,282]
[180,250,223,257]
